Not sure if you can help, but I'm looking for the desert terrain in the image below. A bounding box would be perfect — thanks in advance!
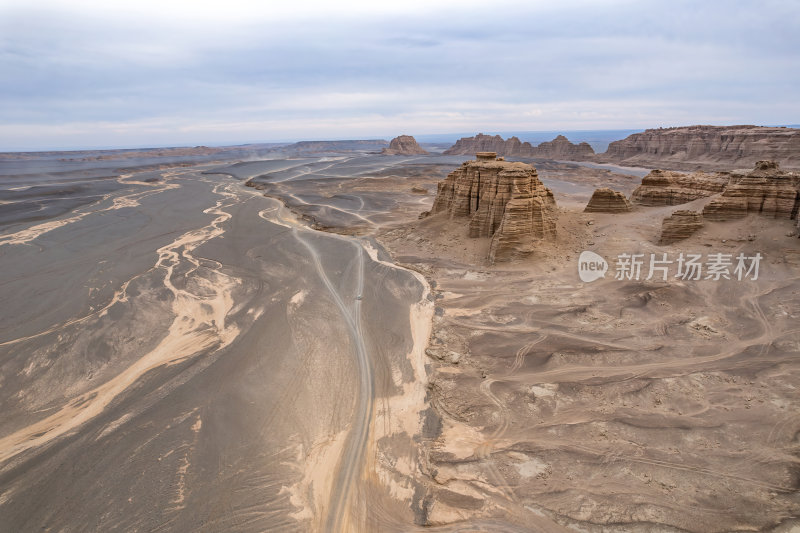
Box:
[0,143,798,532]
[0,151,434,532]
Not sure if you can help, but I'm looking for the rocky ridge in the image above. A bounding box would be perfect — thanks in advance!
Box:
[381,135,429,155]
[659,210,704,244]
[443,134,594,160]
[429,152,556,262]
[584,187,631,213]
[703,160,800,221]
[597,125,800,170]
[631,169,729,206]
[534,135,595,160]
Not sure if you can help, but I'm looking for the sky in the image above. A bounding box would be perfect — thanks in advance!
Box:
[1,0,798,150]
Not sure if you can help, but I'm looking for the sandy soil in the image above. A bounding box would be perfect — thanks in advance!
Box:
[0,156,434,532]
[374,177,800,532]
[255,154,800,531]
[2,150,798,532]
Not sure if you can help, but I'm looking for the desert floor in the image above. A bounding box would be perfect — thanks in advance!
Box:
[0,151,798,532]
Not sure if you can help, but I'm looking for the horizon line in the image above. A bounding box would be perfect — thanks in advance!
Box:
[3,124,799,154]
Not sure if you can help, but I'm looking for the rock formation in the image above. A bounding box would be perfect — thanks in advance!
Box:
[703,161,800,221]
[430,152,556,262]
[381,135,429,155]
[584,187,631,213]
[444,134,532,156]
[630,169,729,206]
[443,134,594,160]
[597,125,800,170]
[533,135,595,160]
[659,210,704,244]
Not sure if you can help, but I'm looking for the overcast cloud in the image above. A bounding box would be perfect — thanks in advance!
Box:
[1,0,798,150]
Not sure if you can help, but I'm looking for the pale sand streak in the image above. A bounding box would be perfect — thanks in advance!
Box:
[0,275,139,349]
[0,171,184,247]
[0,171,201,347]
[0,182,242,464]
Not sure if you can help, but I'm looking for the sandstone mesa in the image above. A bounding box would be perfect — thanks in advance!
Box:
[703,160,800,221]
[427,152,556,263]
[597,125,800,170]
[630,169,729,206]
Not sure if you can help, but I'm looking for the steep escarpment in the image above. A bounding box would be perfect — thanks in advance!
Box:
[429,152,556,262]
[703,160,800,221]
[443,134,594,160]
[631,169,729,206]
[381,135,429,155]
[597,125,800,170]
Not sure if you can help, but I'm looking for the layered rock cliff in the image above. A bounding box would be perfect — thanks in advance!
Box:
[703,161,800,221]
[430,152,556,262]
[659,210,704,244]
[381,135,429,155]
[443,134,594,160]
[630,169,729,206]
[533,135,595,160]
[444,134,532,157]
[584,188,631,213]
[597,125,800,170]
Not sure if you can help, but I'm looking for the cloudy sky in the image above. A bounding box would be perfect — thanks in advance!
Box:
[1,0,798,150]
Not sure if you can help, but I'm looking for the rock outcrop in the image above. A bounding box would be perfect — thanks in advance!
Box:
[584,188,631,213]
[703,161,800,221]
[444,134,532,157]
[431,153,556,262]
[659,210,704,244]
[533,135,595,160]
[443,134,594,160]
[381,135,428,155]
[597,125,800,170]
[630,169,729,206]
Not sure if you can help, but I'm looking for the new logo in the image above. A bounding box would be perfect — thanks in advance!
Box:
[578,251,608,282]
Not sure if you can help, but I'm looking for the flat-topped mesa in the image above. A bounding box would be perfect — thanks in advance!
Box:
[630,169,729,206]
[703,160,800,221]
[443,133,594,160]
[597,125,800,169]
[584,187,631,213]
[381,134,429,155]
[659,210,704,244]
[431,154,556,263]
